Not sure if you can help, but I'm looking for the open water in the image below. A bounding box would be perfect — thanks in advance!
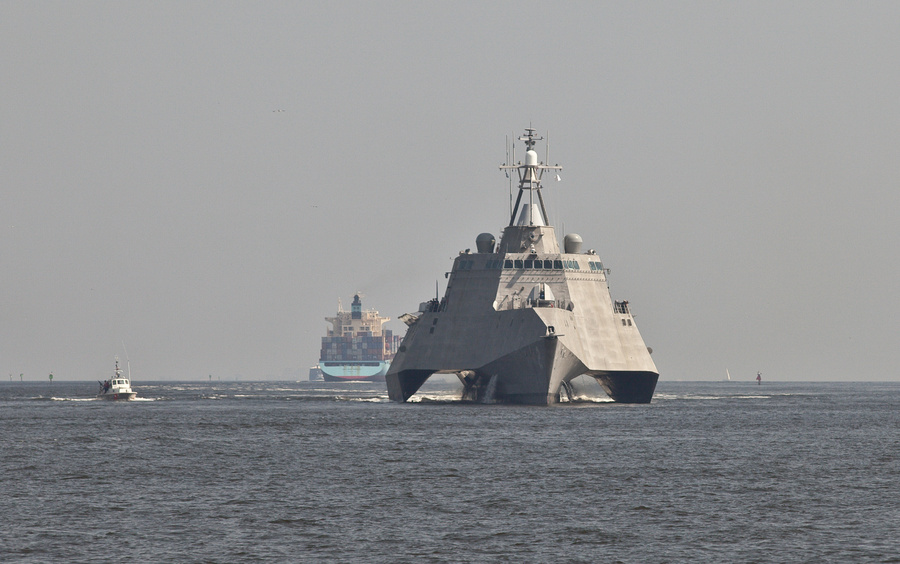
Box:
[1,379,898,563]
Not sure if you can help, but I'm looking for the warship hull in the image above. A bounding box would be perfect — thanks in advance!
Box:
[593,371,659,403]
[388,305,658,405]
[388,363,658,405]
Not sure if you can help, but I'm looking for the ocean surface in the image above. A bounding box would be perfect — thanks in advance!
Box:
[1,379,898,563]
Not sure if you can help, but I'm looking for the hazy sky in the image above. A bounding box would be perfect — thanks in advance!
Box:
[2,2,898,382]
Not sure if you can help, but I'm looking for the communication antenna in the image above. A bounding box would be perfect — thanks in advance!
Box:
[546,130,553,227]
[506,134,512,218]
[546,130,550,165]
[500,128,562,227]
[511,136,516,216]
[121,340,132,379]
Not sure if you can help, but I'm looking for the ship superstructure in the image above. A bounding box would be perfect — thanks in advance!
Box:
[318,294,400,382]
[386,128,659,404]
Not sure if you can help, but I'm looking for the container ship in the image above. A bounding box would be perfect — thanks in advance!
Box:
[317,294,400,382]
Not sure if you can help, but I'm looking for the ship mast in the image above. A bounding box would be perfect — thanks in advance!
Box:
[499,128,562,227]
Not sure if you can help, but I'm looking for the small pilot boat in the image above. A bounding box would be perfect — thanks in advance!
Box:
[97,357,137,401]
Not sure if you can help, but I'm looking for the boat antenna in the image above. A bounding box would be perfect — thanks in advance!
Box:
[121,340,131,379]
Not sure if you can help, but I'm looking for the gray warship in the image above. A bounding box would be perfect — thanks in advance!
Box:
[386,129,659,405]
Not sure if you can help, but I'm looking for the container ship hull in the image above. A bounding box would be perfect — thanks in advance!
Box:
[320,360,390,382]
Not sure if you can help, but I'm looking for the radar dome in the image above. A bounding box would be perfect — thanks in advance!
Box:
[525,150,538,166]
[564,233,583,254]
[475,233,496,253]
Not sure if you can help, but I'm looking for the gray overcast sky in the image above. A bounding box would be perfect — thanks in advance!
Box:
[2,2,898,382]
